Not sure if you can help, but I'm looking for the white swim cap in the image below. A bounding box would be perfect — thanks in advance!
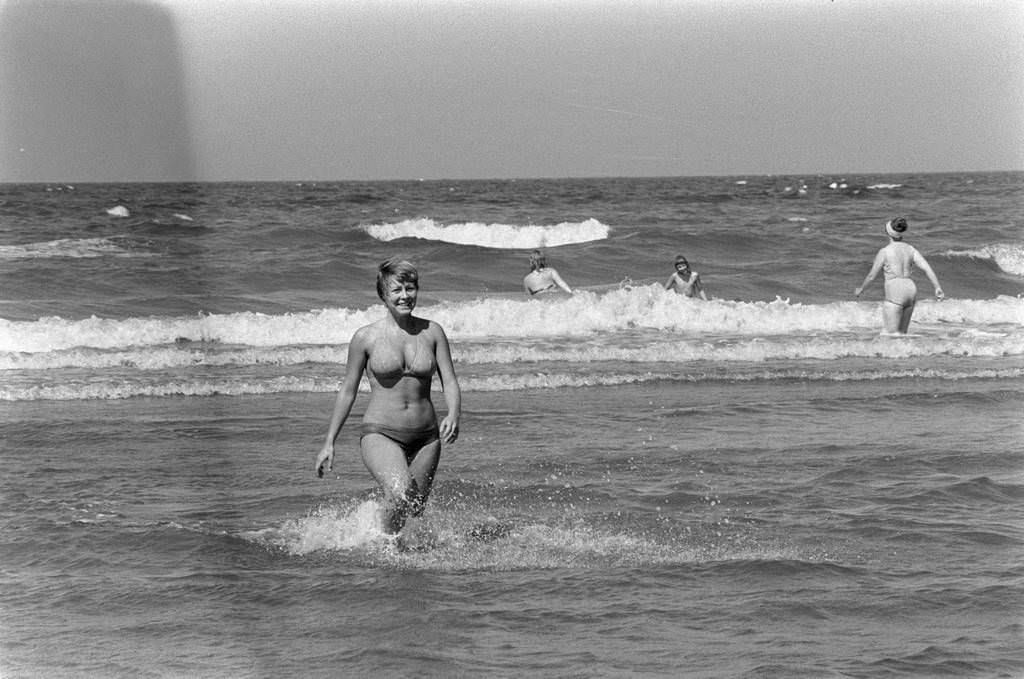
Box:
[885,217,908,239]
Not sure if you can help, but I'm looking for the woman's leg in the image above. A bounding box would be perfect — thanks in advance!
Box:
[882,301,903,334]
[898,300,916,334]
[361,434,442,532]
[405,439,441,517]
[361,434,415,533]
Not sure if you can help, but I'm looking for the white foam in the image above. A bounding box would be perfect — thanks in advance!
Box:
[252,503,727,569]
[0,375,342,401]
[0,344,347,370]
[947,243,1024,276]
[4,363,1023,401]
[2,290,1021,355]
[363,217,610,249]
[0,237,143,259]
[0,307,379,353]
[7,329,1021,373]
[255,500,390,555]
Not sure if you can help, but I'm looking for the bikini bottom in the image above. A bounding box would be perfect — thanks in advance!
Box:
[360,421,440,455]
[884,277,917,308]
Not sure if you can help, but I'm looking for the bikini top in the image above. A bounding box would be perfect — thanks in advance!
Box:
[529,283,556,295]
[676,271,697,288]
[367,327,436,381]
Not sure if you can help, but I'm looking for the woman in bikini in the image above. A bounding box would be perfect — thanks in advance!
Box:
[664,255,708,299]
[315,259,461,534]
[523,249,573,295]
[855,217,944,334]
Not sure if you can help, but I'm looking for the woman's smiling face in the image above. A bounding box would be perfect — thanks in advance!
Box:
[383,276,418,314]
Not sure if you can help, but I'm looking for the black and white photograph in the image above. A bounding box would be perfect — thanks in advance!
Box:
[1,0,1022,676]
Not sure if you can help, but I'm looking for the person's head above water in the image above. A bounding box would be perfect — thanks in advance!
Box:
[885,217,908,240]
[529,249,547,272]
[376,259,419,300]
[674,255,689,270]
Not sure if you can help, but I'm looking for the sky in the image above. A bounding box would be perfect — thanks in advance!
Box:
[1,0,1022,182]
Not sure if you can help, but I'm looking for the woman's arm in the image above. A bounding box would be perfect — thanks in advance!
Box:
[432,322,461,444]
[551,268,573,293]
[665,273,678,291]
[693,273,709,300]
[913,250,944,299]
[315,329,369,476]
[855,249,885,297]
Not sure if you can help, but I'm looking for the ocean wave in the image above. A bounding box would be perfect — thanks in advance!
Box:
[2,289,1021,354]
[0,374,340,401]
[0,307,380,353]
[363,217,610,249]
[946,243,1024,276]
[4,332,1023,372]
[463,333,1024,364]
[4,365,1022,401]
[0,236,151,259]
[0,345,346,371]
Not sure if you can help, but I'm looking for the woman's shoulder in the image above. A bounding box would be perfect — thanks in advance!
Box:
[421,318,452,343]
[891,241,919,255]
[422,317,447,335]
[352,320,383,342]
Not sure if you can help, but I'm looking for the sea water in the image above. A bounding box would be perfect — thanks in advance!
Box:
[1,173,1022,677]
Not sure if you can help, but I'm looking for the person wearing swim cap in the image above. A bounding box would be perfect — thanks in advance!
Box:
[665,255,708,299]
[854,217,944,334]
[523,249,573,295]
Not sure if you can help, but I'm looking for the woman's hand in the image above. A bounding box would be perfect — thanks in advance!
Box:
[854,286,863,297]
[439,414,459,444]
[315,443,335,478]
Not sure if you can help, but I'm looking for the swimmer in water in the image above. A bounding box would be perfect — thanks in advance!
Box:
[854,217,944,334]
[315,259,461,534]
[664,255,708,300]
[523,249,573,295]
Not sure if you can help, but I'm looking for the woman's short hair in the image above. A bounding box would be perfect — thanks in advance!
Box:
[376,259,419,300]
[529,249,547,271]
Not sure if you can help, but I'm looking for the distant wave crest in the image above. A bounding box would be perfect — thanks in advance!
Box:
[0,237,149,259]
[947,243,1024,276]
[363,217,610,249]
